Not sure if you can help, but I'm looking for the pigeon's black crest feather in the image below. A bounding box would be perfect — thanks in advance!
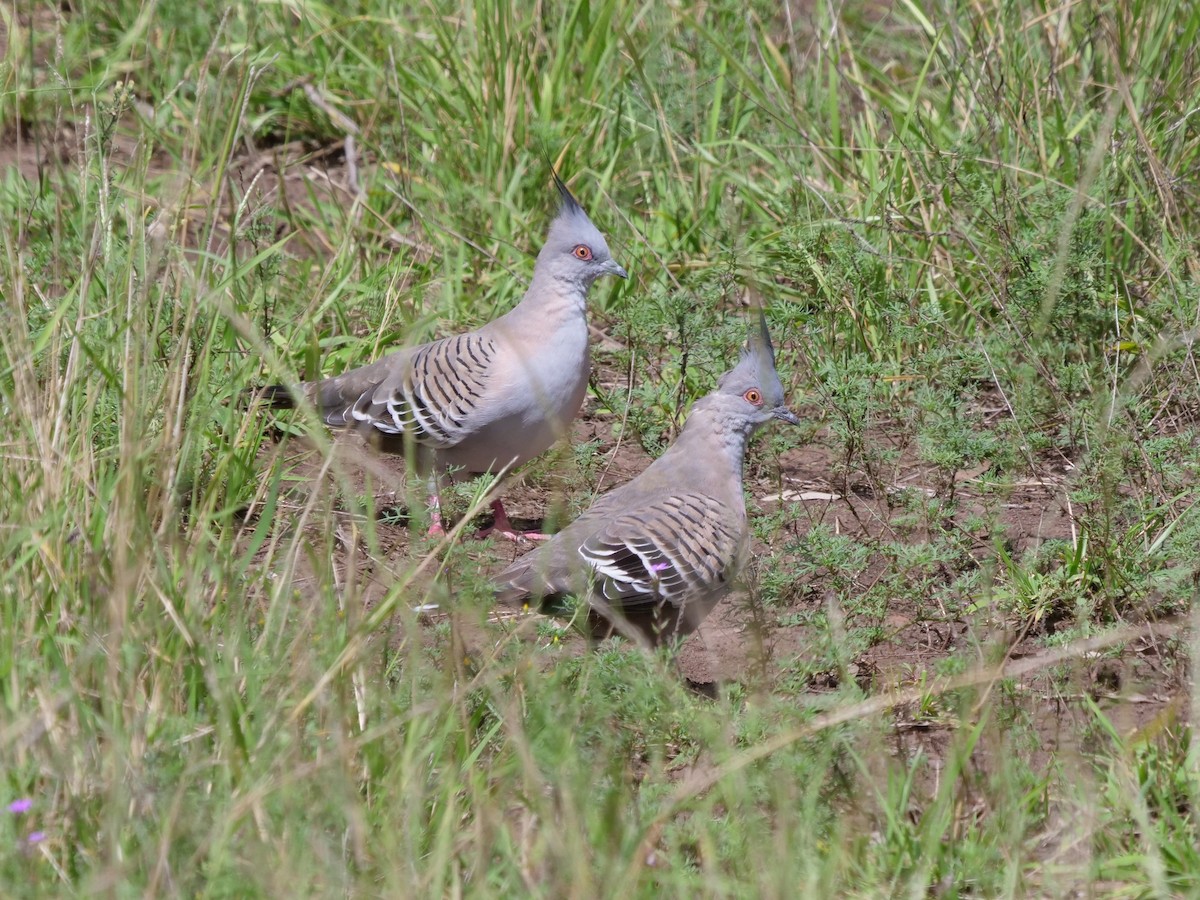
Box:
[550,167,583,215]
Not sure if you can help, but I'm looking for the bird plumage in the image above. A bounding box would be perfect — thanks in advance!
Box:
[257,174,627,538]
[494,308,800,645]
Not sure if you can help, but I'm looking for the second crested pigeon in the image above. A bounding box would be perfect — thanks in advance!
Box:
[494,309,799,647]
[258,174,627,540]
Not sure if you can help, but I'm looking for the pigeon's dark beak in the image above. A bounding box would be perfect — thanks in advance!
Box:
[774,407,802,426]
[604,260,628,279]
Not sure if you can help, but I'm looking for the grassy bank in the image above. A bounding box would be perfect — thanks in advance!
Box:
[3,0,1200,894]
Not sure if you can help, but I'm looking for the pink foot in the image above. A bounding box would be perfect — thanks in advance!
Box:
[475,500,550,543]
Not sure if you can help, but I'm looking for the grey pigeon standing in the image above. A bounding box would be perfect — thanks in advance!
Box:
[258,174,627,540]
[494,308,799,646]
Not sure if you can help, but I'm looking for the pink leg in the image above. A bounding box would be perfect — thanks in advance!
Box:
[475,499,549,543]
[426,491,445,537]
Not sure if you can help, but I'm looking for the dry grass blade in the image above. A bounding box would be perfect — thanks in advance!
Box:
[627,620,1185,880]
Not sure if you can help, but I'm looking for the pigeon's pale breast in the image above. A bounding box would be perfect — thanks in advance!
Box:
[441,314,590,476]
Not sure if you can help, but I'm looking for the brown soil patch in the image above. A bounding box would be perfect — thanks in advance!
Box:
[248,365,1188,783]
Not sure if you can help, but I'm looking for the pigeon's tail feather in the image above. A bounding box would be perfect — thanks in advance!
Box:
[250,384,301,409]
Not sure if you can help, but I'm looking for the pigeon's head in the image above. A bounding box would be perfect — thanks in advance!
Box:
[712,308,801,432]
[536,173,627,288]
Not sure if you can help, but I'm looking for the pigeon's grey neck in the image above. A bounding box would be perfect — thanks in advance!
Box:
[521,267,592,313]
[669,405,754,485]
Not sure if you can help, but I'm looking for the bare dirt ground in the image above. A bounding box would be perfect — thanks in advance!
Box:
[247,387,1188,765]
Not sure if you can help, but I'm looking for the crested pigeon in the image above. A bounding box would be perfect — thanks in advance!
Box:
[258,174,627,540]
[494,309,800,647]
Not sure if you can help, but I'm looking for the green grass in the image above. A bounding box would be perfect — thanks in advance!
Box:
[3,0,1200,894]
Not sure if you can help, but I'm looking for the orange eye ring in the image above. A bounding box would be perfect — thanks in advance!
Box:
[573,245,593,261]
[743,388,763,406]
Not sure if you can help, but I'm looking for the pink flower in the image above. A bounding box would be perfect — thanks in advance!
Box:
[6,799,32,814]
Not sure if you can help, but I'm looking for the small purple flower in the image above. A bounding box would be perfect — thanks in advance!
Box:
[26,831,45,845]
[6,799,32,814]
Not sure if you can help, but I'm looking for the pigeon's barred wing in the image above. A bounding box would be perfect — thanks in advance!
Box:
[578,494,743,612]
[338,333,497,448]
[491,308,799,641]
